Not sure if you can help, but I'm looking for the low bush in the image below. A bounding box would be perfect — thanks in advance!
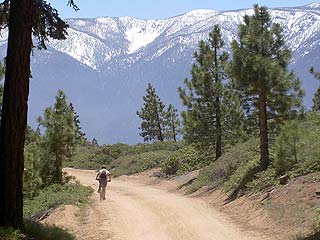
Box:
[65,145,110,170]
[188,138,259,193]
[273,113,320,178]
[0,228,23,240]
[223,156,260,193]
[161,145,213,176]
[161,155,180,175]
[246,167,278,192]
[0,221,76,240]
[65,141,181,171]
[129,141,182,154]
[24,220,75,240]
[24,183,93,218]
[109,150,173,177]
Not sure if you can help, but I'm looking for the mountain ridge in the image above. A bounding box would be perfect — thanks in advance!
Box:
[1,3,319,143]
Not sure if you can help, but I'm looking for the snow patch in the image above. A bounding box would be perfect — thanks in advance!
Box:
[305,3,320,8]
[185,9,218,17]
[125,24,161,54]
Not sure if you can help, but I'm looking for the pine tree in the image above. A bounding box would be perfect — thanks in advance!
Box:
[229,5,304,170]
[309,67,320,111]
[137,83,166,142]
[24,126,42,199]
[69,103,86,144]
[38,90,76,185]
[0,0,78,229]
[179,25,243,159]
[164,104,180,142]
[312,88,320,111]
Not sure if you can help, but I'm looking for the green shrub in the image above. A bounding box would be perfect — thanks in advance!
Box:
[246,167,278,192]
[24,183,93,218]
[188,138,259,193]
[223,155,260,192]
[65,145,111,170]
[0,222,76,240]
[273,120,301,175]
[161,155,180,175]
[65,141,182,171]
[186,166,213,193]
[161,145,211,175]
[273,113,320,178]
[129,141,182,154]
[109,150,173,177]
[24,143,42,199]
[0,228,23,240]
[24,220,75,240]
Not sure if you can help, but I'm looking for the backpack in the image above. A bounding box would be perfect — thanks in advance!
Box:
[99,170,107,179]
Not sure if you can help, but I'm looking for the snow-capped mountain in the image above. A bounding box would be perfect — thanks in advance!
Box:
[1,3,320,144]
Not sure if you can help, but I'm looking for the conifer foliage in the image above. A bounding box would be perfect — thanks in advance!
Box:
[312,88,320,112]
[179,25,243,159]
[69,103,86,144]
[229,5,304,170]
[310,67,320,111]
[37,90,76,185]
[137,83,166,142]
[164,104,180,142]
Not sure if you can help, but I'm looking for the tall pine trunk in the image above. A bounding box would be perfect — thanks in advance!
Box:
[0,0,33,229]
[55,150,63,184]
[156,111,164,142]
[214,46,222,160]
[258,89,270,171]
[171,116,177,142]
[157,121,164,142]
[215,96,222,160]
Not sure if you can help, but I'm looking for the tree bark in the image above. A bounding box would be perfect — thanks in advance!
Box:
[171,116,177,142]
[156,111,164,142]
[157,121,164,142]
[55,150,63,184]
[215,97,222,160]
[0,0,33,229]
[258,89,270,171]
[214,46,222,160]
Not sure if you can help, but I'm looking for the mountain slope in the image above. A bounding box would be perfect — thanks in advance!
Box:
[1,4,319,143]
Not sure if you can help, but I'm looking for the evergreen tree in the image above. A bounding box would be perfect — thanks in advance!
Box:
[164,104,180,142]
[24,126,42,199]
[69,103,86,144]
[137,83,166,142]
[312,88,320,111]
[38,90,76,185]
[179,25,243,159]
[309,67,320,111]
[229,5,304,170]
[0,0,78,229]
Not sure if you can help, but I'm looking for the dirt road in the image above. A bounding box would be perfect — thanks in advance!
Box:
[45,168,270,240]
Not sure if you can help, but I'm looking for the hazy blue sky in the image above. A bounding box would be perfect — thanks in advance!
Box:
[50,0,317,19]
